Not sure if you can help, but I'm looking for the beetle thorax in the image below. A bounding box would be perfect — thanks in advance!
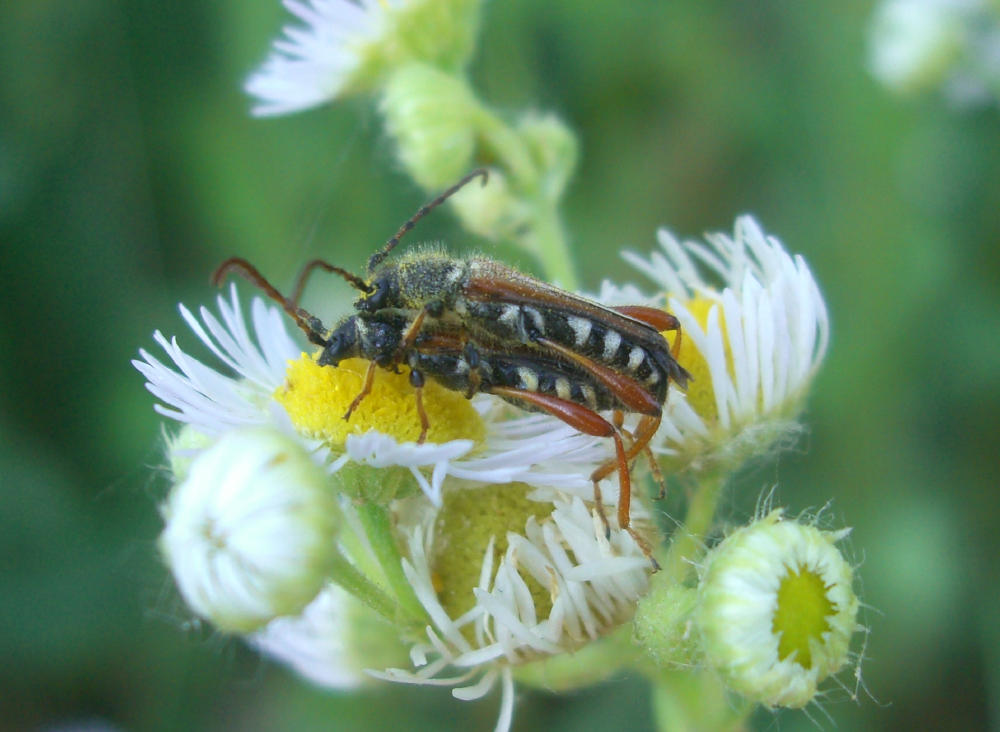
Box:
[363,255,466,311]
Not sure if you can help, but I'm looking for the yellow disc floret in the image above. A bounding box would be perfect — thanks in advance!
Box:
[276,355,486,447]
[433,483,553,632]
[772,567,835,670]
[664,297,729,424]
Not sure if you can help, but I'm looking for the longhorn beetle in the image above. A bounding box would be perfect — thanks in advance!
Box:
[213,170,690,544]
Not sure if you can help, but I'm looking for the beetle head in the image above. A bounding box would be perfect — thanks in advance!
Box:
[317,317,361,367]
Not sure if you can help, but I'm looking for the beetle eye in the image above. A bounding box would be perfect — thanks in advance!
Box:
[357,279,387,311]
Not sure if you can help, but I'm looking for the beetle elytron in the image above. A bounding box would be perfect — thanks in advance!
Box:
[214,170,690,548]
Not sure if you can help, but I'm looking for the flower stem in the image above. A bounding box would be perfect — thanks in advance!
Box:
[528,203,578,290]
[662,472,726,583]
[651,669,752,732]
[476,108,579,289]
[328,547,401,621]
[356,501,427,623]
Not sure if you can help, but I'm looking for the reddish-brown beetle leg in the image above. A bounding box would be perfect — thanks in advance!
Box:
[488,387,647,554]
[410,368,429,443]
[344,360,377,421]
[612,305,683,359]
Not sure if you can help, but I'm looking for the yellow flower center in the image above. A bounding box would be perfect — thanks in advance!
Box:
[772,565,835,669]
[275,355,486,447]
[433,483,553,632]
[663,297,728,424]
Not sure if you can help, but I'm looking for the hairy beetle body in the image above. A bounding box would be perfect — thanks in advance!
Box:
[213,170,689,560]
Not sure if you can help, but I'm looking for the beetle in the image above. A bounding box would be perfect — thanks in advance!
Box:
[212,170,690,543]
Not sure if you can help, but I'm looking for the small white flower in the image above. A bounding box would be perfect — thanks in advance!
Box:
[159,426,340,633]
[695,509,860,708]
[246,0,483,116]
[246,0,389,116]
[616,216,829,473]
[134,286,612,506]
[868,0,1000,106]
[369,485,652,731]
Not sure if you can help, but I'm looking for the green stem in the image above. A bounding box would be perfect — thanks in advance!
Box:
[476,107,538,186]
[662,472,726,583]
[528,203,578,290]
[651,670,752,732]
[328,547,400,621]
[475,109,579,289]
[356,501,427,623]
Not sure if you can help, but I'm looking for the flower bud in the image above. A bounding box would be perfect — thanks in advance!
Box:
[380,63,481,190]
[695,510,860,708]
[159,426,340,633]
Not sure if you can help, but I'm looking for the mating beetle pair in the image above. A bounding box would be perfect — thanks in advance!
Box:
[215,171,690,549]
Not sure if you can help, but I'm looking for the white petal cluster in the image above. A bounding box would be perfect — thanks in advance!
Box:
[619,215,829,472]
[245,0,483,116]
[246,0,390,116]
[370,491,651,729]
[253,582,399,689]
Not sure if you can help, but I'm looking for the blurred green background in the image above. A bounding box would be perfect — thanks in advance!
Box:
[2,0,999,730]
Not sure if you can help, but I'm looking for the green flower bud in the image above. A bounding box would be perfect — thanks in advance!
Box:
[695,510,860,708]
[380,63,481,189]
[632,584,701,669]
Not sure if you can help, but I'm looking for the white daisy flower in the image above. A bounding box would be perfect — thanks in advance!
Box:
[868,0,1000,106]
[616,215,829,473]
[369,484,653,731]
[246,0,483,116]
[133,285,612,506]
[695,509,861,708]
[135,282,662,730]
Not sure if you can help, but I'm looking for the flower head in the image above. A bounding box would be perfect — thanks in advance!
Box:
[253,582,411,689]
[868,0,1000,106]
[159,426,340,633]
[616,216,829,474]
[134,285,611,506]
[694,509,860,708]
[369,482,654,727]
[246,0,483,116]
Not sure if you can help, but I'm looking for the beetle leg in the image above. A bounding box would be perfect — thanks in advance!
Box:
[344,360,378,421]
[395,300,445,364]
[463,341,482,399]
[409,368,429,443]
[487,386,636,534]
[646,444,666,500]
[399,308,429,351]
[590,414,663,523]
[612,410,667,500]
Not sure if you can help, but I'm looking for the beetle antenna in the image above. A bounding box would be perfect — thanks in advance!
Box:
[368,168,489,272]
[212,257,328,346]
[290,258,373,308]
